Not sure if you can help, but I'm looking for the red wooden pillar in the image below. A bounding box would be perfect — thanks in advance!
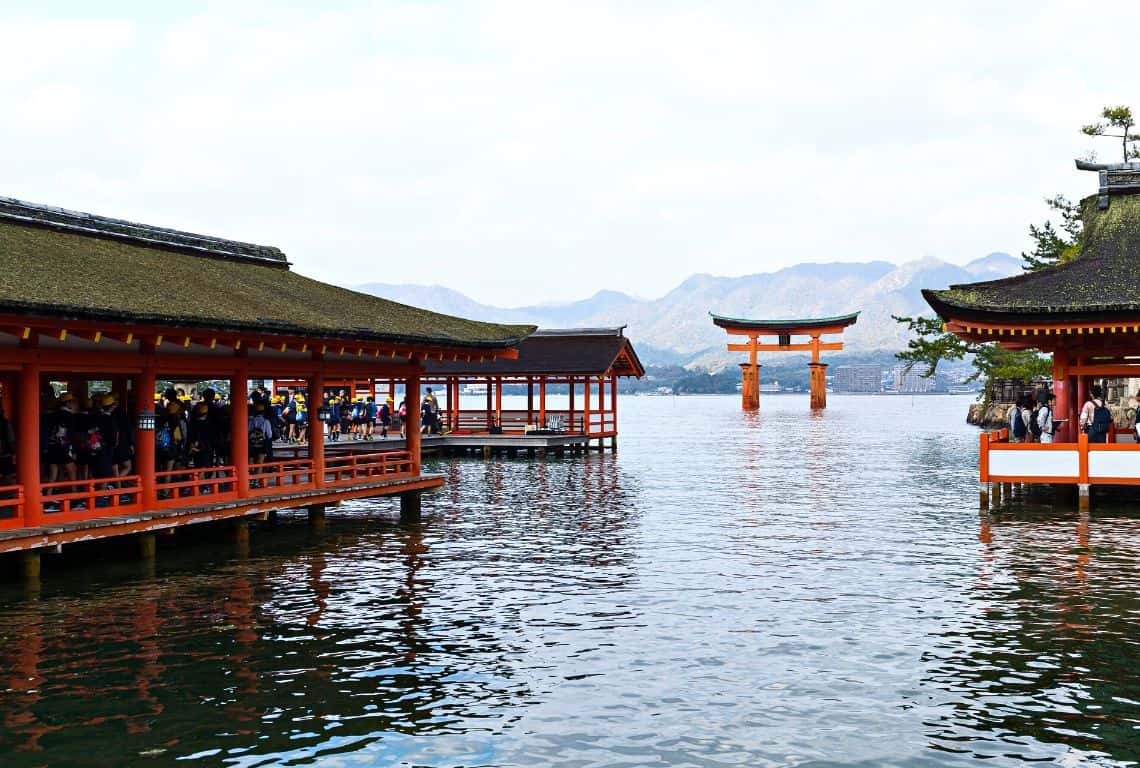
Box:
[485,377,492,428]
[527,377,534,424]
[495,377,502,425]
[597,371,606,430]
[309,370,325,488]
[539,377,547,425]
[569,376,576,431]
[583,375,592,437]
[1075,358,1088,438]
[610,373,617,430]
[406,372,421,474]
[17,359,42,526]
[231,369,249,498]
[136,362,157,508]
[1053,348,1071,442]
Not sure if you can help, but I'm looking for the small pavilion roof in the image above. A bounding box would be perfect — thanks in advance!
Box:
[709,311,860,333]
[924,161,1140,325]
[0,196,534,349]
[424,327,645,377]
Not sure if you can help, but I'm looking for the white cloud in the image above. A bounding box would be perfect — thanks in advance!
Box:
[1,1,1138,306]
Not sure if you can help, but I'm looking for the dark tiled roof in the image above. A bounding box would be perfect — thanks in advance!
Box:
[709,311,860,332]
[924,167,1140,323]
[0,198,534,349]
[424,328,644,377]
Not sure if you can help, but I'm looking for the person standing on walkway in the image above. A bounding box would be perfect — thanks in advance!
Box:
[1037,393,1057,444]
[1080,384,1114,444]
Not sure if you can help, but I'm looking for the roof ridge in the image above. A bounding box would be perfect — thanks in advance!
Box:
[532,326,626,336]
[0,195,289,267]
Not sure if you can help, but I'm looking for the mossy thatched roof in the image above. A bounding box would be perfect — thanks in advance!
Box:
[0,200,534,349]
[924,190,1140,323]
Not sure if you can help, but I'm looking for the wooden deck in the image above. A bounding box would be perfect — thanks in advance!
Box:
[0,473,442,555]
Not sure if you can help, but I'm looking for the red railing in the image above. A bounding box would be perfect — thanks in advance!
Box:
[587,412,617,437]
[0,485,25,530]
[445,409,585,435]
[155,466,238,508]
[40,476,142,523]
[248,459,315,495]
[325,451,415,485]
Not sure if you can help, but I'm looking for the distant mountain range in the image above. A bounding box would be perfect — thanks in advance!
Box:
[355,253,1023,369]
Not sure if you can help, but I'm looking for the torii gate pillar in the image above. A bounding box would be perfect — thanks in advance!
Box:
[809,362,827,409]
[738,362,760,410]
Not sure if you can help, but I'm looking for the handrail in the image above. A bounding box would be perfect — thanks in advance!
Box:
[0,485,25,530]
[249,458,315,495]
[40,476,142,523]
[154,466,238,507]
[325,451,414,485]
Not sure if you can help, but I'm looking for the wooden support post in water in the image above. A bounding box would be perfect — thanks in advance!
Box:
[308,504,326,530]
[1078,484,1091,512]
[610,436,617,452]
[979,482,990,511]
[400,491,422,523]
[22,550,41,586]
[138,533,156,560]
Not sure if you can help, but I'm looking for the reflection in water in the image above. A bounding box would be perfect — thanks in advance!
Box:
[2,396,1140,766]
[923,497,1140,764]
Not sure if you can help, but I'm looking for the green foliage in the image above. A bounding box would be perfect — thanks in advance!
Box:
[892,314,1050,386]
[1081,105,1140,161]
[1021,195,1082,272]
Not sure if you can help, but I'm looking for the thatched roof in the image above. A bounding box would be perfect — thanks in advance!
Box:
[0,197,534,349]
[924,162,1140,324]
[424,328,644,377]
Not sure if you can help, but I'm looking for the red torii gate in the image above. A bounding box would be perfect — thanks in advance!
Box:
[711,312,860,410]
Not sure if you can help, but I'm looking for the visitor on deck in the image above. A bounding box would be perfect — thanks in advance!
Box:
[44,394,78,487]
[1080,385,1114,444]
[156,401,186,478]
[1009,396,1030,443]
[248,403,274,471]
[102,394,134,477]
[187,403,216,469]
[379,397,392,439]
[329,396,342,441]
[294,393,307,444]
[1037,393,1058,444]
[398,396,408,439]
[364,397,377,439]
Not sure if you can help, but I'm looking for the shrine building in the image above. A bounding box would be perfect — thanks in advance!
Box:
[923,160,1140,506]
[0,196,533,572]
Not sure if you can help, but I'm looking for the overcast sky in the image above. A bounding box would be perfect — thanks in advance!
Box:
[3,1,1137,306]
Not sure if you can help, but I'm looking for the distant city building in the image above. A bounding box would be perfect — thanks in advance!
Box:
[892,363,936,393]
[833,364,882,393]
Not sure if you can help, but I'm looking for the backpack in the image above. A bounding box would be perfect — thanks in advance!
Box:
[248,418,270,451]
[1012,407,1027,438]
[1090,400,1114,438]
[155,424,174,453]
[85,426,105,454]
[1028,407,1043,438]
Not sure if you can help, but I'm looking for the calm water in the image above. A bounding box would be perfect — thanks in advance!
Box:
[3,394,1140,767]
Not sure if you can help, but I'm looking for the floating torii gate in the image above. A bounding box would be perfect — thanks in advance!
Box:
[710,312,860,410]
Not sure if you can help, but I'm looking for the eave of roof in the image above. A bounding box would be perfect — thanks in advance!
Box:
[423,330,644,377]
[709,311,860,332]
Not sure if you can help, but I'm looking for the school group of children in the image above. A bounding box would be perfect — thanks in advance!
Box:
[1007,384,1131,444]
